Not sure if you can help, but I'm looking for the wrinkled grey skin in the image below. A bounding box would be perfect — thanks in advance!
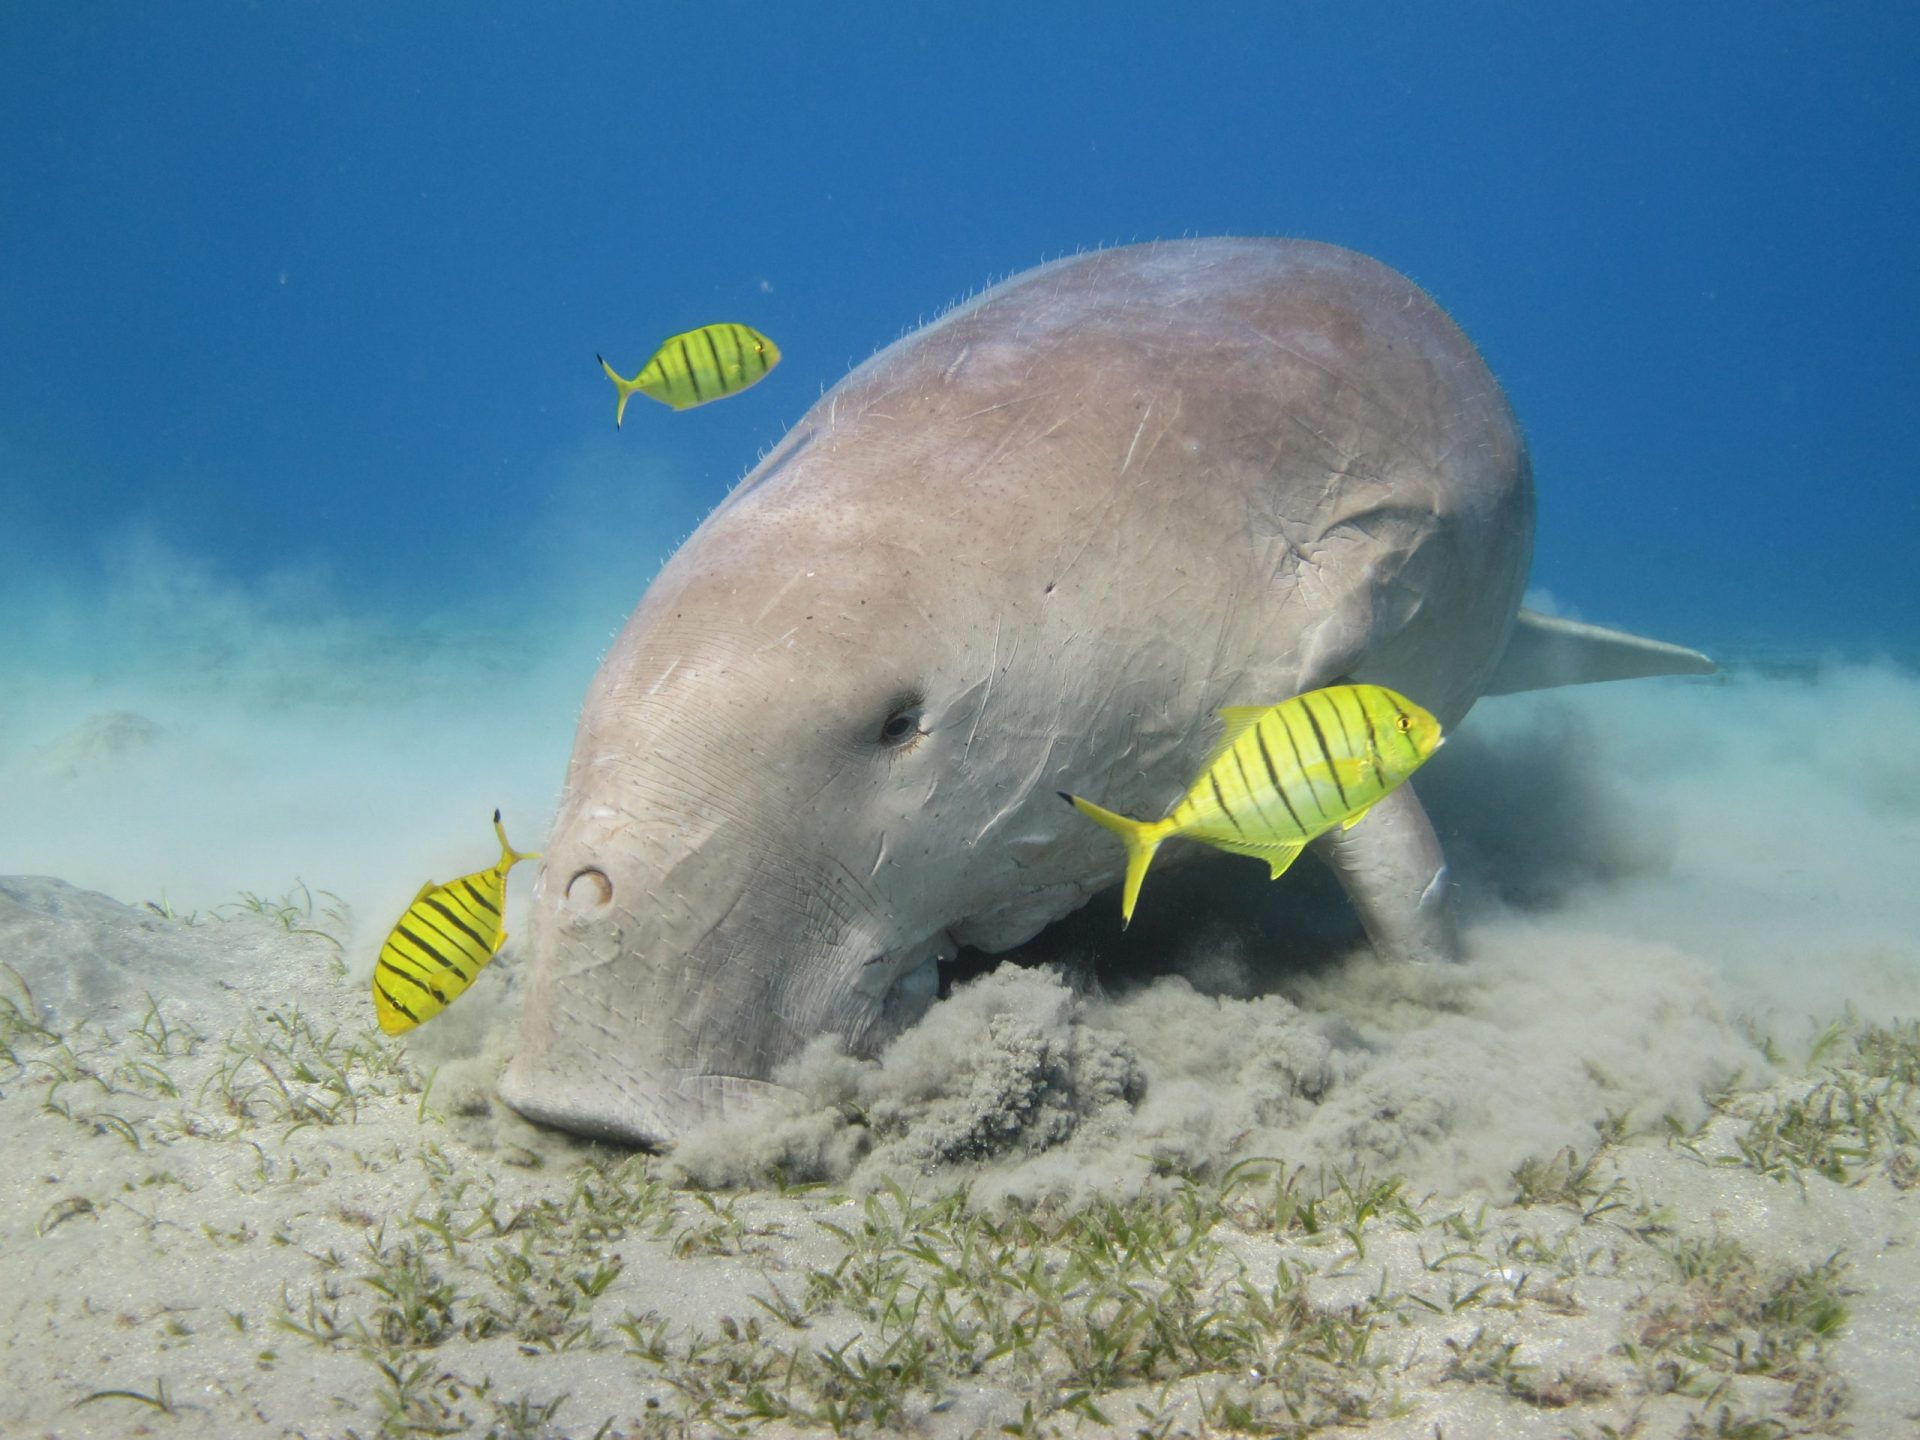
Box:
[500,238,1711,1146]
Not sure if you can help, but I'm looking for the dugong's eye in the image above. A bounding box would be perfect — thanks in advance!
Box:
[877,702,925,749]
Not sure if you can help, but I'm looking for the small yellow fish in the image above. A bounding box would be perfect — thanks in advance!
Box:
[372,810,539,1035]
[598,322,780,423]
[1061,683,1443,927]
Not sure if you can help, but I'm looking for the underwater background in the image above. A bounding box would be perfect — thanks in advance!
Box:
[6,14,1920,1436]
[2,2,1917,920]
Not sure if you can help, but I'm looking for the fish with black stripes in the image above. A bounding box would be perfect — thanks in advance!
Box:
[372,811,540,1035]
[598,322,780,424]
[1060,683,1443,927]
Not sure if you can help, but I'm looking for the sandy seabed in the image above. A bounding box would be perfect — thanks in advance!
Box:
[4,668,1919,1439]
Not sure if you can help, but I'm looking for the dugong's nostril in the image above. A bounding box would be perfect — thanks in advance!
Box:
[566,868,612,907]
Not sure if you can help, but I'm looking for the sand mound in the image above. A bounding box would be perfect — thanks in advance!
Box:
[1,875,330,1029]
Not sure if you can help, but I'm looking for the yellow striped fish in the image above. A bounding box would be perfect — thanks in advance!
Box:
[598,322,780,423]
[1061,684,1443,927]
[372,810,540,1035]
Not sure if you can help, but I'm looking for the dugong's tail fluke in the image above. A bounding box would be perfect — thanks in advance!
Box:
[1485,608,1716,695]
[1059,792,1164,929]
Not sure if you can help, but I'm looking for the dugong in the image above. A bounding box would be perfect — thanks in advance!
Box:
[501,238,1711,1146]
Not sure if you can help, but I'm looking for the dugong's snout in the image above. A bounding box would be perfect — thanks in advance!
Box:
[498,826,951,1148]
[497,839,797,1147]
[496,916,809,1147]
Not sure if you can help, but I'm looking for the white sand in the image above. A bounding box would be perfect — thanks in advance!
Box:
[4,880,1915,1439]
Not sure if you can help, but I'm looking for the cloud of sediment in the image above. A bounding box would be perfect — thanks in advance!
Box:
[669,664,1920,1204]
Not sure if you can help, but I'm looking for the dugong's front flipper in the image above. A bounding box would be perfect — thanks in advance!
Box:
[1311,609,1714,966]
[1312,782,1459,965]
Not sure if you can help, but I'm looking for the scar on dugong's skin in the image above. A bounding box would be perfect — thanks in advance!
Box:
[499,237,1713,1147]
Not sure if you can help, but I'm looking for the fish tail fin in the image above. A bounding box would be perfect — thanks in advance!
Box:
[492,808,541,873]
[598,353,638,428]
[1059,791,1164,929]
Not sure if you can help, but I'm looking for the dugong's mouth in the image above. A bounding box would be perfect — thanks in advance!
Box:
[499,931,956,1149]
[673,1073,810,1124]
[497,1064,808,1150]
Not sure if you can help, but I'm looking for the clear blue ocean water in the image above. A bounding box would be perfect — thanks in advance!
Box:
[2,3,1916,912]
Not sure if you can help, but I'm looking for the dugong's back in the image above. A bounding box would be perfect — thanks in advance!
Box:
[758,237,1534,730]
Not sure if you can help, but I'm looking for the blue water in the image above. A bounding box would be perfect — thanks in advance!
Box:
[5,3,1916,651]
[2,3,1918,907]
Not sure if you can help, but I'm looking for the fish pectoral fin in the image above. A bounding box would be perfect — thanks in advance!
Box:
[1300,757,1374,799]
[1205,705,1273,768]
[1215,705,1270,743]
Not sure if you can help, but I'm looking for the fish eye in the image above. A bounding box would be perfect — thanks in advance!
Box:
[1395,713,1413,733]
